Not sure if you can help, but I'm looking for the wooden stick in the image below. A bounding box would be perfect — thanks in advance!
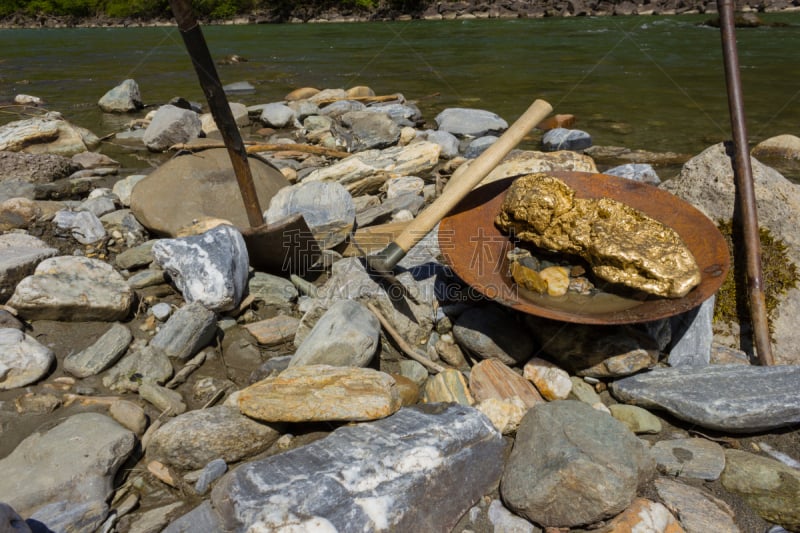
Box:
[313,94,403,105]
[366,302,445,373]
[169,141,351,159]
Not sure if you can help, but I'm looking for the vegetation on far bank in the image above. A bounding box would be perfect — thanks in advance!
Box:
[0,0,431,21]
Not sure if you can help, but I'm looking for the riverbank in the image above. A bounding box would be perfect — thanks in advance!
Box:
[1,0,799,28]
[2,78,800,531]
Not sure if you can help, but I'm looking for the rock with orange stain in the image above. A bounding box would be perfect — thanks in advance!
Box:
[470,359,544,408]
[606,498,684,533]
[238,364,401,423]
[523,358,572,400]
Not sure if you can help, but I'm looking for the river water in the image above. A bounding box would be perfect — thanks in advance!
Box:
[1,14,798,175]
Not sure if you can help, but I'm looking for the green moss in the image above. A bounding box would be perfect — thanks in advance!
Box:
[713,220,799,333]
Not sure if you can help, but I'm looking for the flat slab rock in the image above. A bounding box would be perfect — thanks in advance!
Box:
[610,364,800,433]
[168,403,504,532]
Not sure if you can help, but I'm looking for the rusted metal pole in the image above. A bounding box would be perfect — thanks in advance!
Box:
[717,0,774,365]
[169,0,264,228]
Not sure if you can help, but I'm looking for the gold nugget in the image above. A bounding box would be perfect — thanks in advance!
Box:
[495,173,701,298]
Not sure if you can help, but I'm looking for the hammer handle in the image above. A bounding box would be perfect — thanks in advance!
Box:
[394,99,552,252]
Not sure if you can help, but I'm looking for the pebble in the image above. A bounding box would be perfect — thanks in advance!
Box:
[522,357,572,400]
[167,404,503,532]
[501,400,655,528]
[469,359,544,408]
[721,449,800,530]
[3,87,800,533]
[423,368,474,405]
[0,328,55,390]
[609,403,663,434]
[139,381,187,416]
[650,438,726,480]
[243,315,300,346]
[63,322,133,378]
[654,477,740,533]
[109,399,148,435]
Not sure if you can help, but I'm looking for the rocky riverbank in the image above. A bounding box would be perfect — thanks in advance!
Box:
[2,0,800,28]
[1,80,800,532]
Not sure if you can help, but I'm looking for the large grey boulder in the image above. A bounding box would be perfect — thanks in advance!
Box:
[610,364,800,432]
[0,413,134,519]
[661,142,800,365]
[167,404,503,532]
[501,400,655,528]
[97,79,143,113]
[130,148,288,236]
[142,104,202,152]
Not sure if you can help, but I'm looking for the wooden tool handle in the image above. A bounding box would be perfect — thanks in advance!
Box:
[393,98,552,252]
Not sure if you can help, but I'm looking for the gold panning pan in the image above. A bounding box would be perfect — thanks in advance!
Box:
[438,171,730,325]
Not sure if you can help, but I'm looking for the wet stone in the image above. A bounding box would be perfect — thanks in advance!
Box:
[542,127,592,151]
[63,322,132,378]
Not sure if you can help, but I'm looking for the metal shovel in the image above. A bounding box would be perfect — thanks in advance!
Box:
[168,0,320,275]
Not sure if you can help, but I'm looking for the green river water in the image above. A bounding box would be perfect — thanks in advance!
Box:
[1,14,799,175]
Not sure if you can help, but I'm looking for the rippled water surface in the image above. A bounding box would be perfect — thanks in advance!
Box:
[1,15,798,167]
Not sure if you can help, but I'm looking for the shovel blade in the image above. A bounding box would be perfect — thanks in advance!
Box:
[242,214,321,277]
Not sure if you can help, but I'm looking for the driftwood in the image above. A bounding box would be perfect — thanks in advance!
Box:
[312,93,403,106]
[169,141,351,159]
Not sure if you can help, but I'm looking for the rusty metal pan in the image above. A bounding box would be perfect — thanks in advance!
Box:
[438,171,730,324]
